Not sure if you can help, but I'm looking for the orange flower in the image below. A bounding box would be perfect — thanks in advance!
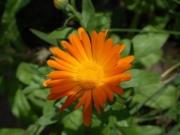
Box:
[44,27,134,126]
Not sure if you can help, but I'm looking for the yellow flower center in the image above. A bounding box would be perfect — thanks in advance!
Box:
[73,60,105,89]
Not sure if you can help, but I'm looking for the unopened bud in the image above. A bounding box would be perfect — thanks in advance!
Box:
[53,0,69,10]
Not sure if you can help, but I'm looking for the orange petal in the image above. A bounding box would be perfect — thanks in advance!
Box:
[43,79,65,87]
[78,27,92,58]
[75,90,92,110]
[116,44,126,54]
[50,47,79,65]
[48,71,72,79]
[61,96,77,110]
[118,55,135,65]
[51,81,77,94]
[49,85,81,100]
[103,86,114,102]
[61,90,81,110]
[92,89,101,113]
[53,57,74,70]
[83,102,92,126]
[93,88,106,113]
[95,32,107,61]
[108,64,132,76]
[91,31,98,59]
[110,85,124,95]
[47,60,63,70]
[105,72,132,84]
[68,33,88,60]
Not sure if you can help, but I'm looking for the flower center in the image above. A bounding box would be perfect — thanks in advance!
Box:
[73,60,105,89]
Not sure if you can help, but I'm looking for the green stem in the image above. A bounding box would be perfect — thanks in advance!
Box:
[66,4,81,21]
[161,63,180,80]
[130,73,178,115]
[110,28,180,36]
[70,0,77,9]
[130,11,141,29]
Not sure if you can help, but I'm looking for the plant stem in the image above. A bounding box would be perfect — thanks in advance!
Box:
[130,73,178,115]
[66,4,81,21]
[110,28,180,36]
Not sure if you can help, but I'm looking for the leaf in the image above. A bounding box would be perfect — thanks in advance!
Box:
[146,85,177,109]
[124,70,177,109]
[81,0,95,28]
[121,69,176,109]
[140,50,162,68]
[102,117,162,135]
[31,27,73,46]
[86,13,111,31]
[120,39,131,57]
[132,26,169,64]
[38,101,57,126]
[16,62,39,85]
[119,125,162,135]
[62,110,82,130]
[121,69,160,88]
[12,89,31,118]
[0,128,25,135]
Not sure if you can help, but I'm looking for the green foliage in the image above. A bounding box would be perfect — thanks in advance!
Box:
[132,26,169,67]
[12,89,31,118]
[30,27,74,46]
[0,0,30,45]
[0,128,25,135]
[81,0,111,31]
[0,0,180,135]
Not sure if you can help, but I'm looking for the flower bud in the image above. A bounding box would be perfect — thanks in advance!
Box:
[53,0,69,10]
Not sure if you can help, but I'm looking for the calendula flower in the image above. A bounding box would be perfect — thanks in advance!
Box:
[44,27,134,126]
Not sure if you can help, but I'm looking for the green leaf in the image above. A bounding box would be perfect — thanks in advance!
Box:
[121,69,176,109]
[38,101,57,126]
[140,50,162,68]
[125,70,177,109]
[16,62,39,85]
[12,89,31,118]
[146,85,177,109]
[119,125,162,135]
[86,13,111,31]
[81,0,95,28]
[120,39,131,57]
[121,69,160,88]
[0,128,25,135]
[81,0,111,31]
[132,26,169,63]
[62,110,82,130]
[25,102,57,135]
[31,27,73,46]
[102,116,122,135]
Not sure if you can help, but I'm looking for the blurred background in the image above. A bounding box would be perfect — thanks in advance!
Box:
[0,0,180,135]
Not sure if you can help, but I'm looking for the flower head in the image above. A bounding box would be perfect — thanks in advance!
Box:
[44,27,134,126]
